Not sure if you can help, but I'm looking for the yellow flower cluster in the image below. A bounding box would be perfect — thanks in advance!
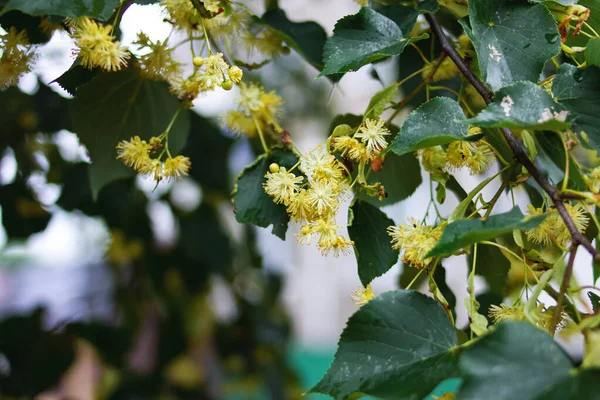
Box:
[419,137,493,176]
[70,17,130,71]
[351,284,376,306]
[489,303,563,330]
[331,118,391,163]
[263,148,354,257]
[116,136,191,182]
[134,32,182,81]
[387,218,445,268]
[0,27,36,88]
[170,52,243,100]
[525,203,589,248]
[585,165,600,193]
[224,82,283,137]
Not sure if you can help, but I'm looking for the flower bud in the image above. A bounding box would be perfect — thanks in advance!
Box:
[193,56,204,67]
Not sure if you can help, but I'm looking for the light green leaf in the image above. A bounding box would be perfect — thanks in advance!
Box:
[585,38,600,67]
[458,322,575,400]
[390,97,469,157]
[468,0,561,91]
[428,207,546,257]
[319,7,425,76]
[348,201,399,286]
[528,0,578,5]
[463,82,571,131]
[552,64,600,152]
[1,0,120,20]
[232,149,299,240]
[310,290,459,400]
[71,69,189,199]
[360,153,422,206]
[364,82,398,120]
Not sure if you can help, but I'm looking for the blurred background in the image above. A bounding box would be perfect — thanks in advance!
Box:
[0,0,594,398]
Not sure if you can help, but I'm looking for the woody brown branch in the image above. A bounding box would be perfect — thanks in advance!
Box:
[425,13,598,260]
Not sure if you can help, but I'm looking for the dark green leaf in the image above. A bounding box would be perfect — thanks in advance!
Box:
[53,64,99,97]
[348,201,399,286]
[179,203,232,273]
[319,7,423,76]
[433,265,457,320]
[464,82,571,131]
[1,0,120,20]
[536,131,587,191]
[311,290,459,400]
[399,263,426,288]
[184,112,233,195]
[361,153,422,206]
[535,369,600,400]
[588,292,600,314]
[390,97,469,156]
[71,68,189,198]
[468,0,560,90]
[585,38,600,67]
[428,207,547,257]
[364,81,398,120]
[0,181,50,239]
[458,322,573,400]
[232,149,298,240]
[0,11,49,44]
[552,64,600,152]
[262,8,327,70]
[470,242,510,295]
[56,163,95,215]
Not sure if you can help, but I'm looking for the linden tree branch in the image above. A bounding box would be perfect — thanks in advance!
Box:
[425,13,598,260]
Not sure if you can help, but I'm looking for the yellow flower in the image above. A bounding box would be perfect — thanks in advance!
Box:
[140,158,164,182]
[300,149,342,181]
[223,110,257,137]
[585,166,600,193]
[116,136,152,171]
[525,203,588,248]
[161,0,201,31]
[134,32,182,80]
[264,167,304,205]
[286,189,313,222]
[419,146,447,173]
[164,155,191,179]
[446,140,493,175]
[228,66,243,83]
[204,53,229,75]
[0,27,36,88]
[351,284,376,306]
[306,179,338,215]
[332,136,371,163]
[71,17,129,71]
[387,219,444,268]
[354,118,390,153]
[240,29,285,58]
[488,304,526,323]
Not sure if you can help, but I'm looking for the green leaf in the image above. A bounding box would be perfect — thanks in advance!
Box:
[463,82,571,131]
[348,201,399,286]
[183,112,234,195]
[458,322,574,400]
[360,153,422,206]
[364,82,398,120]
[390,97,469,157]
[262,8,327,70]
[470,243,510,295]
[232,149,298,240]
[468,0,560,91]
[1,0,120,20]
[71,68,189,198]
[552,64,600,152]
[588,292,600,314]
[0,181,50,239]
[585,38,600,67]
[428,207,546,257]
[310,290,459,400]
[319,7,424,76]
[536,131,587,191]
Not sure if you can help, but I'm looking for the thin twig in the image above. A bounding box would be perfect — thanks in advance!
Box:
[550,244,578,334]
[425,13,597,259]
